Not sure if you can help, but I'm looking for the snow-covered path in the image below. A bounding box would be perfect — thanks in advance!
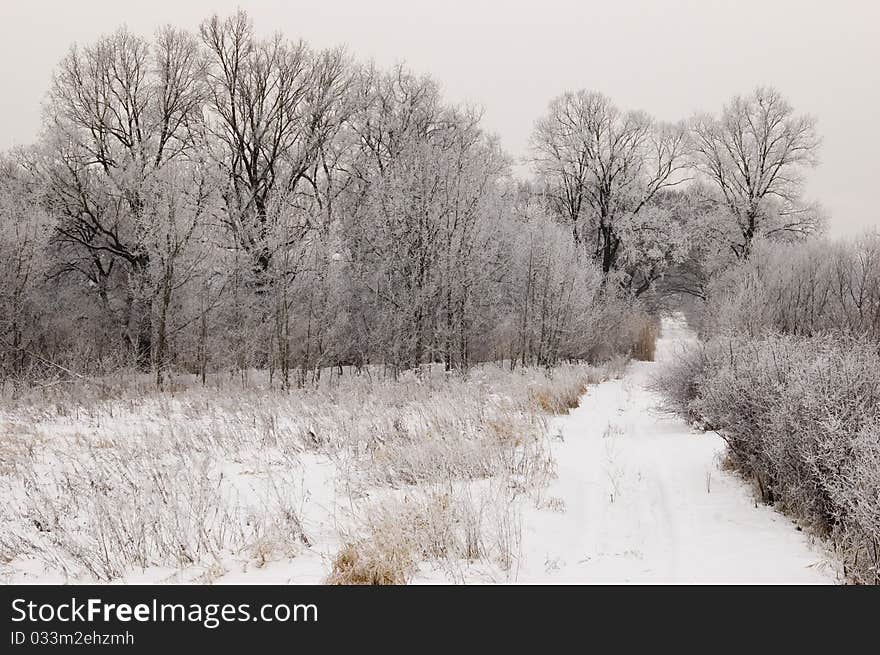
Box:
[516,314,837,584]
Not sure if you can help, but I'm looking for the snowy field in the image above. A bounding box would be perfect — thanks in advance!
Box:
[0,360,596,584]
[0,316,838,585]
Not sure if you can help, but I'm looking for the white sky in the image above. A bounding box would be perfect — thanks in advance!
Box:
[1,0,877,235]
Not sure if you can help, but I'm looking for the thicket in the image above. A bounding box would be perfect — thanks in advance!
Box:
[656,234,880,583]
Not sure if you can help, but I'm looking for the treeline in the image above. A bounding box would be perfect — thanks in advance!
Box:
[0,11,824,387]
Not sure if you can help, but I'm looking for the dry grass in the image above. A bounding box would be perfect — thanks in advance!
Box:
[326,542,414,585]
[528,381,587,414]
[0,360,608,583]
[631,319,659,362]
[327,484,524,584]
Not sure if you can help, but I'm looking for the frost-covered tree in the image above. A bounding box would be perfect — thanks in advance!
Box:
[0,12,667,386]
[0,155,53,377]
[501,190,604,367]
[200,11,354,276]
[691,86,822,258]
[348,101,505,371]
[530,91,690,289]
[42,25,206,366]
[139,154,217,387]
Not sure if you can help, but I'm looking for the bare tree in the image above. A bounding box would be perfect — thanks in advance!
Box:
[139,156,216,388]
[691,86,822,258]
[0,154,53,377]
[530,91,690,282]
[42,25,206,366]
[200,11,354,275]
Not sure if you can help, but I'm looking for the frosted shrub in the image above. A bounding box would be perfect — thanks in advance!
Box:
[702,235,880,342]
[667,335,880,583]
[649,344,709,418]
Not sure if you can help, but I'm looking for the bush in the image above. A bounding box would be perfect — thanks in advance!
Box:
[664,233,880,583]
[649,343,708,418]
[658,335,880,583]
[701,235,880,343]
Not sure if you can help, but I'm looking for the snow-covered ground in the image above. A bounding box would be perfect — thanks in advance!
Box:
[513,314,838,584]
[1,314,839,585]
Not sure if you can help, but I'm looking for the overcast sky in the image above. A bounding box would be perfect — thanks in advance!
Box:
[1,0,877,235]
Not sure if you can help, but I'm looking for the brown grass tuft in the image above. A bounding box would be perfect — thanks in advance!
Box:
[632,320,658,362]
[528,381,587,414]
[326,541,414,585]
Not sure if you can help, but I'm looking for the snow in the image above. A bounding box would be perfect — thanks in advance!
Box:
[513,314,838,584]
[1,315,839,585]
